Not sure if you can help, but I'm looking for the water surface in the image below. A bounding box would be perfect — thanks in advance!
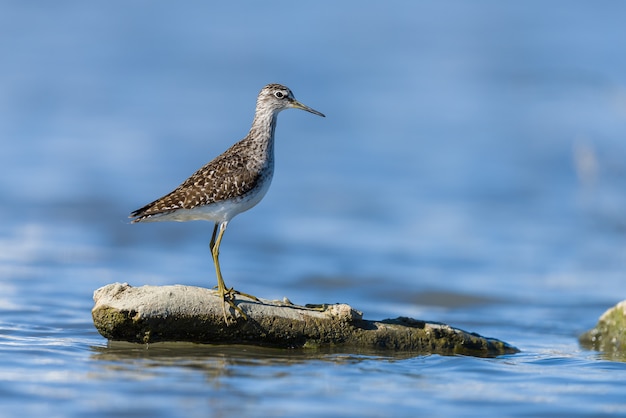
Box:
[1,2,626,417]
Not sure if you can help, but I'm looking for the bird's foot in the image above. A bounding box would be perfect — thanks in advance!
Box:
[216,287,260,325]
[225,287,260,302]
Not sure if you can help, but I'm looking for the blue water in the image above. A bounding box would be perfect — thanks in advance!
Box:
[2,1,626,417]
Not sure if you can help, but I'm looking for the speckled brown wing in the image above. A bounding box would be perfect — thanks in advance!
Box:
[130,143,262,222]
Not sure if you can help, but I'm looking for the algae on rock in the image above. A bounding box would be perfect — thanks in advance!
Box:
[580,300,626,360]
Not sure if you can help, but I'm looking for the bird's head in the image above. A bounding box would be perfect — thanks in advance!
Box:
[257,84,325,117]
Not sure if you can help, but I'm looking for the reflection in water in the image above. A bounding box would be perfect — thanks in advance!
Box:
[88,341,423,392]
[90,341,416,366]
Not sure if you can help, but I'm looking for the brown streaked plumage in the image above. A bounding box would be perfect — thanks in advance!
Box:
[130,84,325,324]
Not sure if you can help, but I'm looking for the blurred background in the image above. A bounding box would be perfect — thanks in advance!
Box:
[3,1,625,314]
[1,1,626,415]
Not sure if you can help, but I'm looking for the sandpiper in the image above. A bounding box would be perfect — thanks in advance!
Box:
[130,84,325,324]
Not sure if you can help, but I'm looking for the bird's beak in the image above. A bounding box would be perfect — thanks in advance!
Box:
[290,99,326,117]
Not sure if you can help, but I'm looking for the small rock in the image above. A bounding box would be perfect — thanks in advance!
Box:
[580,300,626,359]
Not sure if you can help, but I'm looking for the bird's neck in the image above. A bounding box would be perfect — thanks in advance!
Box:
[247,108,279,155]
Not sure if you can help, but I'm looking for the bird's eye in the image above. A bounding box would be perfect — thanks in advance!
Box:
[274,91,285,99]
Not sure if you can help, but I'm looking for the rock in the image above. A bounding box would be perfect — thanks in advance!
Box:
[92,283,519,357]
[580,300,626,358]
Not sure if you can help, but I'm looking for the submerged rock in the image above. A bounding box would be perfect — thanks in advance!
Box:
[92,283,519,357]
[580,300,626,358]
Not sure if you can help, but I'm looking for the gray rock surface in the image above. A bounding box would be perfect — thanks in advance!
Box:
[92,283,519,357]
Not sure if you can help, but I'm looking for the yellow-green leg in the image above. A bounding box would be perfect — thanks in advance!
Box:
[210,221,258,324]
